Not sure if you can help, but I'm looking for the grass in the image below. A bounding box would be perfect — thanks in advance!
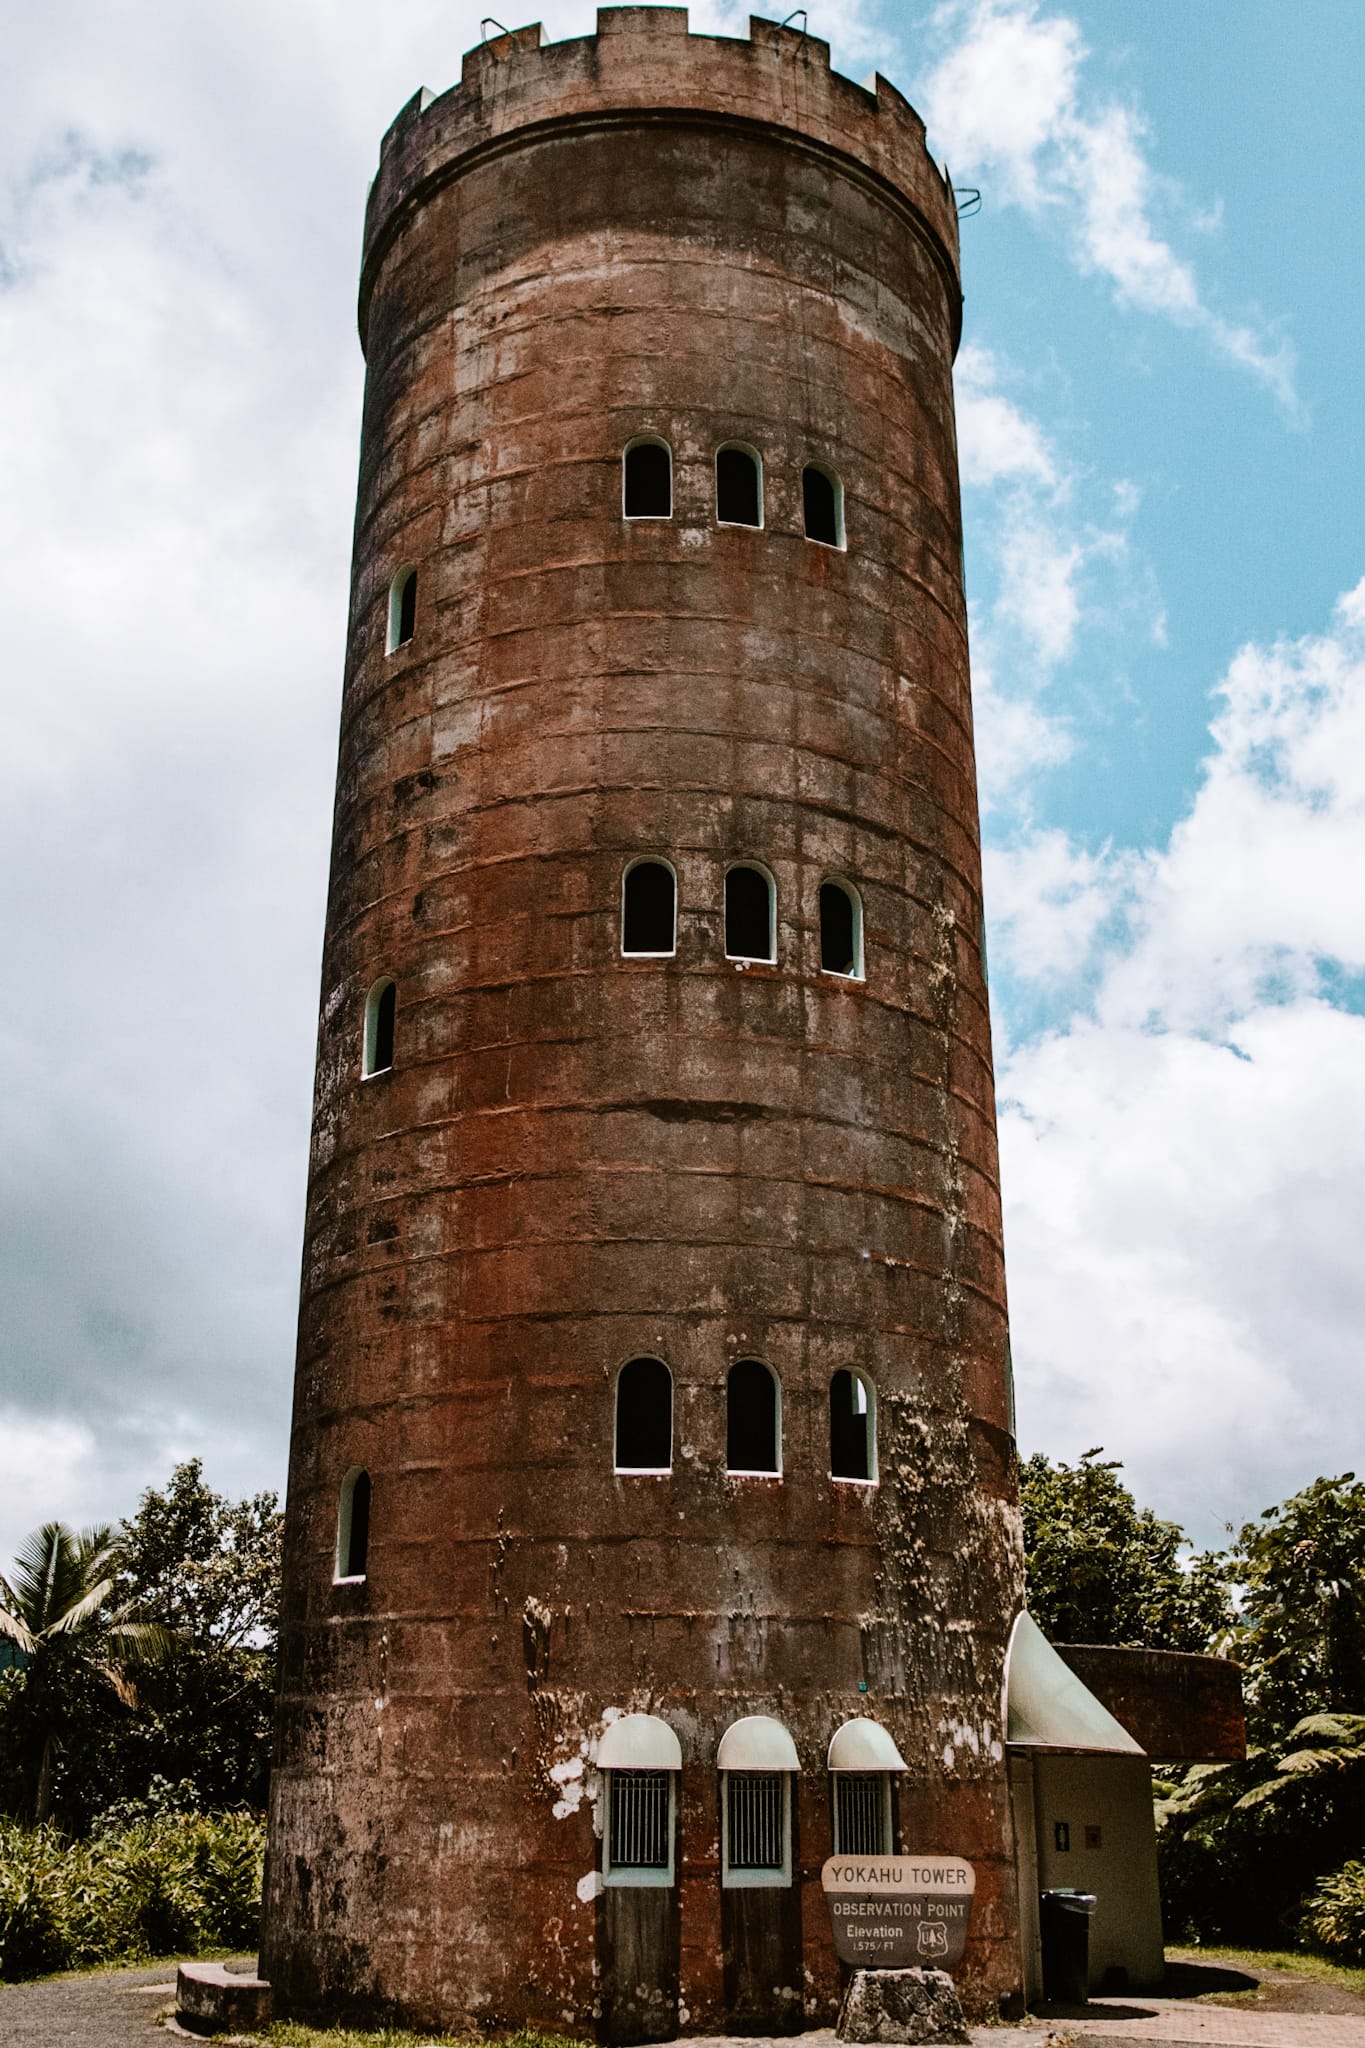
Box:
[1171,1944,1365,1999]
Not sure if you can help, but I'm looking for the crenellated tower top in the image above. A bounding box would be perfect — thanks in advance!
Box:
[361,6,961,350]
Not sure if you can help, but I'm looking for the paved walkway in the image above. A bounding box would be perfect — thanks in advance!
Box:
[0,1962,180,2046]
[2,1953,1364,2048]
[1022,2005,1365,2048]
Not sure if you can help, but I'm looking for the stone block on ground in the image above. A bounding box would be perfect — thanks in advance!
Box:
[837,1966,970,2044]
[175,1961,273,2035]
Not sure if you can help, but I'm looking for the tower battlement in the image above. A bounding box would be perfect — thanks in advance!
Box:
[362,8,959,350]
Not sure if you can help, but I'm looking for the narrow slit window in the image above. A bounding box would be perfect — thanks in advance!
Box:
[716,444,762,527]
[802,464,843,547]
[833,1773,891,1856]
[820,879,862,978]
[387,567,417,652]
[622,860,676,957]
[335,1468,371,1582]
[363,977,396,1077]
[623,439,672,519]
[724,1773,790,1884]
[605,1769,675,1885]
[727,1358,780,1475]
[830,1369,875,1482]
[615,1357,673,1472]
[724,864,775,963]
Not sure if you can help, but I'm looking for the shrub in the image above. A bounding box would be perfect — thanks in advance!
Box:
[1302,1860,1365,1966]
[0,1809,264,1980]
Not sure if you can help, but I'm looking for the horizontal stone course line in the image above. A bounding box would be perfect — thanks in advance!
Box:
[361,108,960,353]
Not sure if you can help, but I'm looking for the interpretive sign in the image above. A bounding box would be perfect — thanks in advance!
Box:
[821,1855,976,1969]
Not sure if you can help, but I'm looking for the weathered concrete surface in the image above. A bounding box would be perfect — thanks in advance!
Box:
[1054,1648,1247,1763]
[838,1969,969,2044]
[263,6,1024,2038]
[175,1962,272,2035]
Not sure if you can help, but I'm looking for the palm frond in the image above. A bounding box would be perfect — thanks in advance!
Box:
[0,1603,36,1655]
[106,1619,176,1665]
[46,1577,118,1638]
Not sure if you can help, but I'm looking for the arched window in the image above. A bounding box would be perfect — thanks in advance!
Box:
[615,1357,673,1472]
[819,878,863,978]
[623,438,672,519]
[802,464,844,548]
[828,1719,905,1856]
[387,567,417,652]
[830,1369,876,1483]
[727,1358,780,1475]
[718,1717,799,1888]
[599,1714,682,1887]
[621,859,677,957]
[363,977,396,1077]
[335,1467,371,1582]
[716,443,762,527]
[724,863,775,964]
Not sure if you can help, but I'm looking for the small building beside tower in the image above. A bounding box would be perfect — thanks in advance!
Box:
[260,10,1242,2035]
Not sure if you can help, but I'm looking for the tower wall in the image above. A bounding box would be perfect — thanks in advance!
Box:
[263,10,1024,2032]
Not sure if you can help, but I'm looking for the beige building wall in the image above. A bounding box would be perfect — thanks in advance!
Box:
[1031,1752,1165,1991]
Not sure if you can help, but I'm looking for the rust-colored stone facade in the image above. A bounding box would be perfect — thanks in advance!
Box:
[262,10,1025,2035]
[1056,1647,1248,1764]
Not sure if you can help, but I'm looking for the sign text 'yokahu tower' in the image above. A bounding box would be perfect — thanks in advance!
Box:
[263,10,1026,2035]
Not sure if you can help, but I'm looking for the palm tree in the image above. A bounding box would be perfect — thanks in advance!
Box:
[0,1522,172,1823]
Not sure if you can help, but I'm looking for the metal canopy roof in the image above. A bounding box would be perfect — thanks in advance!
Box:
[1005,1610,1144,1755]
[716,1715,801,1771]
[596,1712,683,1771]
[827,1717,908,1771]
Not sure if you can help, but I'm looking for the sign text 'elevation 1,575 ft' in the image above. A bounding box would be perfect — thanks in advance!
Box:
[821,1856,976,1969]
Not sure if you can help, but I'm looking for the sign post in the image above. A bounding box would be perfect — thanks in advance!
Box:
[821,1856,976,1970]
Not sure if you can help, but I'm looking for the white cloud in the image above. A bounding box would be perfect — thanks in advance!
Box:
[921,0,1299,412]
[992,580,1365,1540]
[955,342,1059,490]
[984,828,1127,986]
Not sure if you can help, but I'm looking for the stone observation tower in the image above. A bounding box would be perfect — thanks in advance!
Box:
[263,9,1025,2035]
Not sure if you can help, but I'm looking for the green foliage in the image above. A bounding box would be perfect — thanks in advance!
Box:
[1021,1449,1231,1651]
[0,1463,282,1830]
[0,1523,172,1823]
[1300,1860,1365,1966]
[103,1461,283,1822]
[0,1805,264,1980]
[1157,1712,1365,1945]
[1227,1474,1365,1741]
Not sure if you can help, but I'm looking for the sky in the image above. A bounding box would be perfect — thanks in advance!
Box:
[2,0,1362,1564]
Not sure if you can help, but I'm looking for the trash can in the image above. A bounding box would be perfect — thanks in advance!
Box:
[1039,1889,1095,2004]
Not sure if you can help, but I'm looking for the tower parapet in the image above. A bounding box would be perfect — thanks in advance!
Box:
[363,9,961,352]
[264,9,1022,2036]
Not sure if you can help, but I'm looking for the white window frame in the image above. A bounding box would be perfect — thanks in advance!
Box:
[333,1466,369,1585]
[603,1767,678,1888]
[362,976,396,1079]
[620,857,678,959]
[614,1356,674,1476]
[715,440,764,529]
[622,435,673,521]
[386,565,417,654]
[802,462,846,550]
[831,1369,878,1486]
[723,860,777,965]
[721,1770,793,1889]
[819,875,864,981]
[831,1770,893,1856]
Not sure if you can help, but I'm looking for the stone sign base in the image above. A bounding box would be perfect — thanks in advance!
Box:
[837,1966,970,2044]
[175,1961,273,2036]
